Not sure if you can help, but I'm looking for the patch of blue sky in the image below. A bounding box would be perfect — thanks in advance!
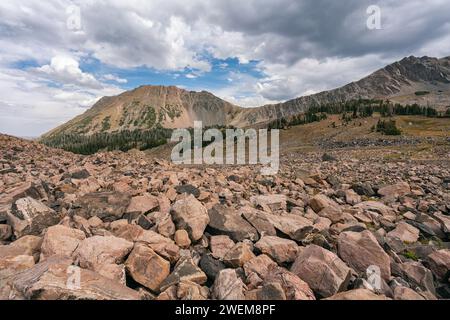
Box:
[10,59,40,70]
[79,56,265,91]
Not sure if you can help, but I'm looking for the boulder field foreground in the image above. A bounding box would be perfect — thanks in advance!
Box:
[0,134,449,300]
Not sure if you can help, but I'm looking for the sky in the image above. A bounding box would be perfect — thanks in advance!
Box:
[0,0,449,137]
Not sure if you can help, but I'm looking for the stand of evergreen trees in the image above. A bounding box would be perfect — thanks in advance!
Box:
[41,128,172,155]
[267,99,449,130]
[268,110,327,129]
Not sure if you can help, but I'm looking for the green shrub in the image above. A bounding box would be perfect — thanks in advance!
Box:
[101,116,111,132]
[376,119,401,135]
[403,251,419,261]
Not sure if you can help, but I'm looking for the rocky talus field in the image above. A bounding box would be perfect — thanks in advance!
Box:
[0,131,449,300]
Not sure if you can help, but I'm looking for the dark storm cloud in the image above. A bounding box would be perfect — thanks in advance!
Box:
[197,0,450,64]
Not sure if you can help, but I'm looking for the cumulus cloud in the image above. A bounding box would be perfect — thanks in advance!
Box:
[102,74,128,84]
[0,61,123,137]
[34,55,103,89]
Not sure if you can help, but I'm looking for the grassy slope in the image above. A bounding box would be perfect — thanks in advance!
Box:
[144,114,449,163]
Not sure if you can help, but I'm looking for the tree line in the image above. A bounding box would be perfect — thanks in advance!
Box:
[267,99,449,130]
[41,128,172,155]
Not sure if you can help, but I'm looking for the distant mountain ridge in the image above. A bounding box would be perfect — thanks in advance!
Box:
[233,56,450,126]
[42,55,450,138]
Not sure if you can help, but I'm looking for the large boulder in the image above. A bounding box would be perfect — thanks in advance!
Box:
[378,182,411,198]
[223,242,256,268]
[399,261,435,295]
[160,258,207,292]
[387,222,420,243]
[309,194,343,223]
[77,235,134,283]
[209,235,235,260]
[111,222,180,263]
[40,225,86,260]
[0,235,42,262]
[353,201,396,218]
[263,213,314,241]
[338,230,391,280]
[393,286,426,300]
[309,194,340,213]
[254,236,298,264]
[243,254,277,287]
[0,255,35,299]
[250,195,287,212]
[291,244,352,298]
[260,265,315,300]
[434,213,450,235]
[425,249,450,281]
[199,254,226,282]
[171,195,209,242]
[7,197,61,238]
[208,205,258,242]
[125,244,170,292]
[10,255,140,300]
[212,269,246,300]
[240,207,277,237]
[74,192,131,222]
[126,193,159,215]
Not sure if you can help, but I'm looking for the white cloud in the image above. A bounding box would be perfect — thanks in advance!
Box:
[102,74,128,84]
[208,55,395,106]
[34,55,103,89]
[0,61,123,137]
[254,55,392,101]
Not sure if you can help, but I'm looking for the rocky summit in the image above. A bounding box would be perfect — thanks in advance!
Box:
[0,130,449,301]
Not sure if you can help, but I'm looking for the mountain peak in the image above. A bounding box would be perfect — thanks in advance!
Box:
[42,55,450,138]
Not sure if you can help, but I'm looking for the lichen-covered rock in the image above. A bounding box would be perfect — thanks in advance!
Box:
[77,235,134,283]
[171,195,209,242]
[7,197,61,238]
[10,255,141,300]
[125,244,170,292]
[212,269,246,300]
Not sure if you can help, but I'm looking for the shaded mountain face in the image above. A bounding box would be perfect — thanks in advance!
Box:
[42,56,450,138]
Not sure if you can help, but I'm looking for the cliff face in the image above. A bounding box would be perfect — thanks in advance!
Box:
[42,56,450,138]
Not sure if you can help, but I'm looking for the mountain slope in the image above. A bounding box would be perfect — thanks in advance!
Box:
[42,56,450,138]
[232,56,450,126]
[43,86,241,138]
